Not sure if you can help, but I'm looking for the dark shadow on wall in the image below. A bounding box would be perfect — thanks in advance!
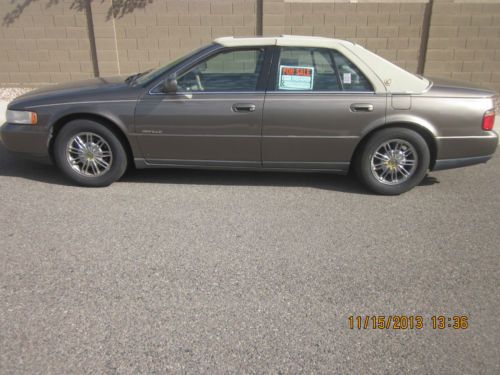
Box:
[2,0,153,26]
[106,0,153,20]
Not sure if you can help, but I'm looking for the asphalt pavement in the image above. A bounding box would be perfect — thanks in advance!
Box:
[0,145,499,374]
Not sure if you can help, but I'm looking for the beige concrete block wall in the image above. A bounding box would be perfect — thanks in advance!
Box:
[0,0,498,94]
[0,0,94,85]
[112,0,257,76]
[0,0,257,83]
[425,0,500,93]
[263,0,426,73]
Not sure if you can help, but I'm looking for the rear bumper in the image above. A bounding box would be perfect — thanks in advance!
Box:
[0,122,51,162]
[433,132,498,171]
[435,132,498,159]
[433,155,493,171]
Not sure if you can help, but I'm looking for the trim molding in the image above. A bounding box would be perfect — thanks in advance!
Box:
[26,100,137,109]
[436,135,498,139]
[284,0,429,3]
[134,158,350,174]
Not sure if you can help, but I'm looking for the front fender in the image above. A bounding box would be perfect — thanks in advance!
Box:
[28,100,142,158]
[42,102,136,136]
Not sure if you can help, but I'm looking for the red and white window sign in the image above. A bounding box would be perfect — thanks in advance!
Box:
[278,65,315,90]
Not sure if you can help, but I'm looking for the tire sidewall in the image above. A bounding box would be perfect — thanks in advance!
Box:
[54,120,127,187]
[357,128,430,195]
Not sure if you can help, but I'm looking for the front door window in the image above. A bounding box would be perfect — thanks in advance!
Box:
[177,49,265,92]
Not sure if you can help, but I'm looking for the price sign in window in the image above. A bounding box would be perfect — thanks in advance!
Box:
[278,65,315,90]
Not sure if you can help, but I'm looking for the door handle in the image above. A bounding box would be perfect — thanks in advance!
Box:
[232,103,256,112]
[350,103,374,112]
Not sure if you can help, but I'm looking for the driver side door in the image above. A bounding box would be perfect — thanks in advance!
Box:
[134,47,270,167]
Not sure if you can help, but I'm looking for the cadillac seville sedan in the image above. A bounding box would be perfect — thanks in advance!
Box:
[1,36,498,194]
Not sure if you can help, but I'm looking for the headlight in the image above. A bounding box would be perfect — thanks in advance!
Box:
[6,110,38,125]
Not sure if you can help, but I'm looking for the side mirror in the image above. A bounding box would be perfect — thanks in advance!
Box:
[163,76,177,93]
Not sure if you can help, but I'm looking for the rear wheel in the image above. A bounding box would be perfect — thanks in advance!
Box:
[355,128,430,195]
[54,119,127,187]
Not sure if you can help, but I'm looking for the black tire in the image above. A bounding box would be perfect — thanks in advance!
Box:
[355,128,430,195]
[54,119,127,187]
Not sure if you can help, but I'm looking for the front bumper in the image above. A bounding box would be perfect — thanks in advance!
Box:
[0,122,51,162]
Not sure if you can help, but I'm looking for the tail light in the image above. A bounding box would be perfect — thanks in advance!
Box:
[482,110,495,131]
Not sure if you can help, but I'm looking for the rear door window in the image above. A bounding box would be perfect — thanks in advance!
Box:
[276,47,340,91]
[274,47,373,92]
[332,51,373,92]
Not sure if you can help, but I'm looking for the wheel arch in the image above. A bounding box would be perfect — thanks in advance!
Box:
[351,122,438,171]
[48,113,134,166]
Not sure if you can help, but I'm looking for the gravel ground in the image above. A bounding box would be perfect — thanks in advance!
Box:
[0,145,499,374]
[0,88,35,124]
[0,87,34,102]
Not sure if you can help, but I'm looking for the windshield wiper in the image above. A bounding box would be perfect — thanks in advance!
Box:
[125,72,141,84]
[125,70,152,85]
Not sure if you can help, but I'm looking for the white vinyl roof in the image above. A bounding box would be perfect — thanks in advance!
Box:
[214,36,431,94]
[214,35,354,49]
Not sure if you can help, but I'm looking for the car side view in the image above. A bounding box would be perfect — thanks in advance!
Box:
[1,36,498,194]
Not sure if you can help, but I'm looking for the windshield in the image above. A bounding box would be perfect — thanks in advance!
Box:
[132,44,214,86]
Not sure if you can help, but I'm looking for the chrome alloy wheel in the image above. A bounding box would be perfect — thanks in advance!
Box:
[370,139,418,185]
[66,132,113,177]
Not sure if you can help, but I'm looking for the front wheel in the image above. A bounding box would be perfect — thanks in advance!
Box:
[54,119,128,187]
[355,128,430,195]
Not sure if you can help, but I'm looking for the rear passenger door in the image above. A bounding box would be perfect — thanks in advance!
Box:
[262,47,386,171]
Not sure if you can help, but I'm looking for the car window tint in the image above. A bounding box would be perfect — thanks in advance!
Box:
[135,44,211,86]
[276,47,340,91]
[332,51,373,92]
[177,49,264,92]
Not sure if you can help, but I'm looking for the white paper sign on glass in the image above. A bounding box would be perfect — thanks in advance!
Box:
[278,65,315,90]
